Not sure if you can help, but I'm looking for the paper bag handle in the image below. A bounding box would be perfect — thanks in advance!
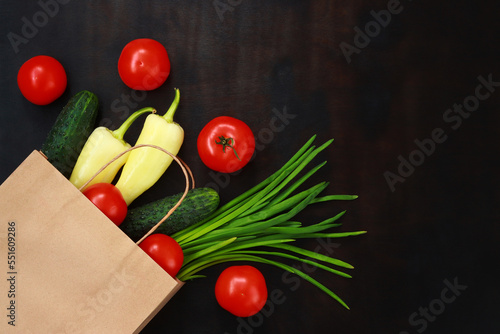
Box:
[76,144,194,245]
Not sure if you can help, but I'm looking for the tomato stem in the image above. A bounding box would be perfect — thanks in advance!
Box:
[215,136,241,161]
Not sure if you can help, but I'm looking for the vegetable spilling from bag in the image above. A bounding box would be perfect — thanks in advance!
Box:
[70,107,155,190]
[115,88,184,205]
[34,44,366,318]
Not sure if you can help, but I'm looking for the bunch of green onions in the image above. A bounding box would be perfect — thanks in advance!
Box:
[172,135,366,309]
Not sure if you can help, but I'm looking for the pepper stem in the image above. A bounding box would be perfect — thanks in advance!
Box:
[215,136,241,161]
[112,107,156,140]
[162,88,180,123]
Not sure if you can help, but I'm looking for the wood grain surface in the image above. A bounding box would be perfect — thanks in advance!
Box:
[1,1,499,333]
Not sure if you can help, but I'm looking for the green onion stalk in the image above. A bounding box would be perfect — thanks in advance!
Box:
[172,135,366,309]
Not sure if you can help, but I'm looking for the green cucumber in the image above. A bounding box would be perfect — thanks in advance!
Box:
[41,90,99,178]
[120,187,220,241]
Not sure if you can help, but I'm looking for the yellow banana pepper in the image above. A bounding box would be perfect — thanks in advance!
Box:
[69,107,155,190]
[116,88,184,205]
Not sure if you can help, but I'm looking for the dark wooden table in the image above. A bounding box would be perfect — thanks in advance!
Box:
[1,1,499,333]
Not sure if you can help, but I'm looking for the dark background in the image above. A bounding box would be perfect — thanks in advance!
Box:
[1,1,499,333]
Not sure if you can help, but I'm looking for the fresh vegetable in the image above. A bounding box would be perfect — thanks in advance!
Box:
[41,91,99,178]
[17,55,67,105]
[83,183,128,226]
[120,187,220,242]
[197,116,255,173]
[115,88,184,205]
[69,107,155,190]
[118,38,170,91]
[139,234,184,277]
[215,265,268,317]
[172,136,365,309]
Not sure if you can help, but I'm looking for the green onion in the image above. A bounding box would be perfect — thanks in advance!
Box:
[172,135,366,309]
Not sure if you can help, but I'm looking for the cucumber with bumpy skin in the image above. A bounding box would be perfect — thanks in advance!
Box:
[120,187,220,241]
[41,91,99,178]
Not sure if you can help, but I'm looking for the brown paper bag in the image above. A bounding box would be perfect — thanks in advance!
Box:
[0,151,183,333]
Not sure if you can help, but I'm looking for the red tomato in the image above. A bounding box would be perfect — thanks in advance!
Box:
[118,38,170,91]
[139,234,184,277]
[83,183,128,226]
[17,55,67,105]
[197,116,255,173]
[215,265,268,317]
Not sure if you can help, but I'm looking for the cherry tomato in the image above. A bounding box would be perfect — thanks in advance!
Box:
[17,55,67,105]
[83,183,128,226]
[139,234,184,277]
[118,38,170,91]
[197,116,255,173]
[215,265,268,317]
